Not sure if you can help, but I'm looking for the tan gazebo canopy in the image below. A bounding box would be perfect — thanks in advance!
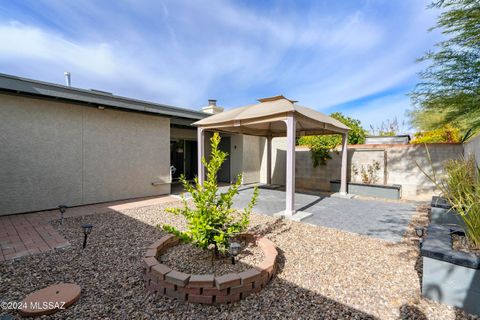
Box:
[194,95,350,218]
[194,95,349,137]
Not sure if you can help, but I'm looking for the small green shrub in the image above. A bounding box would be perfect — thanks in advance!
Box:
[161,132,259,255]
[352,160,381,185]
[418,150,480,250]
[297,112,366,167]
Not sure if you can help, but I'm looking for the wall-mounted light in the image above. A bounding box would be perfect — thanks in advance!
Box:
[98,106,105,110]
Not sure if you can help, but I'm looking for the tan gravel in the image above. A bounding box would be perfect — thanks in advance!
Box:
[160,240,264,276]
[0,199,478,319]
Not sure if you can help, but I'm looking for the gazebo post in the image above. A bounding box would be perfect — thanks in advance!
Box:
[197,127,205,186]
[266,135,272,185]
[340,132,348,195]
[285,113,296,216]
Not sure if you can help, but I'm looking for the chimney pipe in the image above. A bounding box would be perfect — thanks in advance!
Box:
[64,72,71,86]
[208,99,217,106]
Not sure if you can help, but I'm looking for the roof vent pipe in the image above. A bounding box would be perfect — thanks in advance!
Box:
[64,72,71,86]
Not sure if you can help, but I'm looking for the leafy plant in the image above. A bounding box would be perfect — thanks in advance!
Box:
[411,124,461,144]
[352,160,381,185]
[297,112,366,167]
[409,0,480,132]
[161,132,259,255]
[417,149,480,249]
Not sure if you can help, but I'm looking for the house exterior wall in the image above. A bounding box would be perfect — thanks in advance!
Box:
[230,134,243,183]
[260,137,287,185]
[241,135,263,184]
[171,127,197,140]
[0,93,170,215]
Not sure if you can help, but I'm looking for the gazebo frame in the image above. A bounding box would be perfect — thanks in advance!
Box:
[194,96,349,217]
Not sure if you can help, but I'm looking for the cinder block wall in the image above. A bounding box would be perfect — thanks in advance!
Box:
[0,93,170,215]
[259,138,463,200]
[464,134,480,166]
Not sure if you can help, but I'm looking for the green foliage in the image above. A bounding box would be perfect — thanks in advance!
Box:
[161,132,259,254]
[410,0,480,132]
[417,150,480,249]
[352,160,381,185]
[297,112,366,167]
[411,124,461,144]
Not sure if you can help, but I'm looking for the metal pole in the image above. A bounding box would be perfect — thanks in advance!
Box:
[83,234,88,249]
[197,128,205,186]
[340,132,348,195]
[285,113,296,216]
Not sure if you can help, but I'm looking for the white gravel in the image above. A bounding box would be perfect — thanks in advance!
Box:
[0,199,478,319]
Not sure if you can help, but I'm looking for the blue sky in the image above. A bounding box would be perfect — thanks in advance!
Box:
[0,0,441,132]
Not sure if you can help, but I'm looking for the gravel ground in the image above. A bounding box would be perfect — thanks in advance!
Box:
[160,240,264,276]
[0,199,479,320]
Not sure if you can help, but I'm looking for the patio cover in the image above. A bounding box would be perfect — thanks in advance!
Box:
[194,95,349,137]
[194,95,350,217]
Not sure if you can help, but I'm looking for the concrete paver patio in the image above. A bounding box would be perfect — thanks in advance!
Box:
[0,186,416,262]
[225,185,417,243]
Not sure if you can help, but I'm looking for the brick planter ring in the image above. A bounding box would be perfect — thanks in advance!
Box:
[142,234,278,304]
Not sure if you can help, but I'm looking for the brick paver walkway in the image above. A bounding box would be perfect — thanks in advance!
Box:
[0,214,69,261]
[0,195,178,262]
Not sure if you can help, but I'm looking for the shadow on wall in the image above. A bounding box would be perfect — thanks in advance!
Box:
[386,144,462,198]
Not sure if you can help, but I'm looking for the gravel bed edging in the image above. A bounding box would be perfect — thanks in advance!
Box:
[142,233,278,305]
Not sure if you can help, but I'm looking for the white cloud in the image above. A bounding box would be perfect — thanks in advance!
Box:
[0,0,441,125]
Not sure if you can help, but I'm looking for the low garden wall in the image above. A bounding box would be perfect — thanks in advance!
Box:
[293,143,463,200]
[142,234,278,304]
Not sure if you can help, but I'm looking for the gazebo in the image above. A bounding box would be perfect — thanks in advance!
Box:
[193,95,350,217]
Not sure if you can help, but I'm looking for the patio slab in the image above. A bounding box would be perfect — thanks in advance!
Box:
[226,185,417,243]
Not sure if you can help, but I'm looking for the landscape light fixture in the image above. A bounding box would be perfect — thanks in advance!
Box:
[229,242,241,265]
[81,224,94,249]
[415,227,425,238]
[58,205,67,225]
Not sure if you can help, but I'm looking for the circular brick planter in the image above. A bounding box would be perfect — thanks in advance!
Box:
[142,234,278,304]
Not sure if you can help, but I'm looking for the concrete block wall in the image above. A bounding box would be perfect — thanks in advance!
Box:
[257,137,463,200]
[464,134,480,166]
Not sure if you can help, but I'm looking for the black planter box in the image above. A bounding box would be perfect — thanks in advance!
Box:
[421,225,480,316]
[430,196,464,227]
[330,180,401,200]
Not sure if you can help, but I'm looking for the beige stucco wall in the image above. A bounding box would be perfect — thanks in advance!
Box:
[171,127,197,140]
[230,134,243,183]
[241,135,263,184]
[0,93,170,215]
[260,137,287,185]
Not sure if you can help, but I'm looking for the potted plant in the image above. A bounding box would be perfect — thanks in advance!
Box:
[418,153,480,315]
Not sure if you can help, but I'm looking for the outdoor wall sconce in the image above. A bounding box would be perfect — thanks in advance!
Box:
[81,224,93,249]
[415,227,425,238]
[229,242,241,265]
[58,205,67,225]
